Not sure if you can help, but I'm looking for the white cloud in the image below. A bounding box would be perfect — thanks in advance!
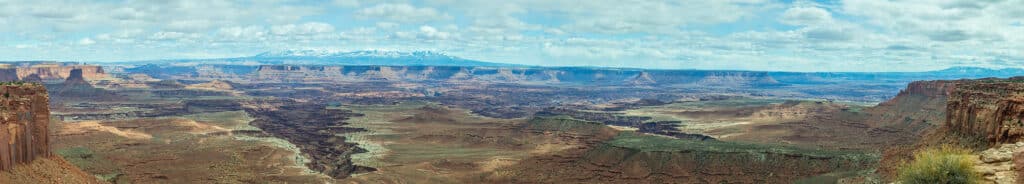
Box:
[355,3,451,23]
[841,0,1020,42]
[333,0,360,8]
[217,26,267,41]
[166,20,215,33]
[541,0,779,34]
[376,22,399,29]
[0,0,324,33]
[418,25,452,40]
[149,31,200,41]
[780,6,832,26]
[270,22,335,35]
[77,38,95,45]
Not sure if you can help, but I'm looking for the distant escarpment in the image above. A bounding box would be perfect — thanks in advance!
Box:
[16,63,107,81]
[865,80,962,133]
[0,83,50,171]
[0,63,107,82]
[247,65,780,86]
[944,78,1024,145]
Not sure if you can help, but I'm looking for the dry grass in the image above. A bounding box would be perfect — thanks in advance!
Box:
[897,145,981,184]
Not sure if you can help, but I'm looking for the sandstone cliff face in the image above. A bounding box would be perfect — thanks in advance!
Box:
[864,80,961,132]
[0,83,50,171]
[945,80,1024,145]
[16,64,107,81]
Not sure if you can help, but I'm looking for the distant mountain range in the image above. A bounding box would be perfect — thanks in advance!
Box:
[925,67,1024,78]
[132,49,511,67]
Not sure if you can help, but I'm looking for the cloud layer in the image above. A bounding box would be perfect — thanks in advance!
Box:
[1,0,1021,72]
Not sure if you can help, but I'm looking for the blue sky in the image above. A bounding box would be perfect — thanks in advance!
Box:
[0,0,1022,72]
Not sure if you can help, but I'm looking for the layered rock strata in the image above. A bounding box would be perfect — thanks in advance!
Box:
[16,64,107,81]
[0,83,50,171]
[945,80,1024,145]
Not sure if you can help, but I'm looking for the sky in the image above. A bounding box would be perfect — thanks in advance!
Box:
[0,0,1022,72]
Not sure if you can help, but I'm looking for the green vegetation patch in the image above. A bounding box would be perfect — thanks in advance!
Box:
[56,147,96,167]
[57,146,125,182]
[0,81,36,86]
[897,145,981,184]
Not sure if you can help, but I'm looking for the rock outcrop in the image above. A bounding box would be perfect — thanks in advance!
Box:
[975,142,1022,183]
[63,68,89,86]
[945,79,1024,145]
[0,83,51,171]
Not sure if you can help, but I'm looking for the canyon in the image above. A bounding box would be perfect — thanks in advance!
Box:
[2,60,1023,183]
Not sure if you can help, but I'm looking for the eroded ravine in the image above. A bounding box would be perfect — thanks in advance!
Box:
[242,100,377,179]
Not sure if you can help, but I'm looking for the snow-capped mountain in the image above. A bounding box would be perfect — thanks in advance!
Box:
[247,49,506,66]
[255,49,454,59]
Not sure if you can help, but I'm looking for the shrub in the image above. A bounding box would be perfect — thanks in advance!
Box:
[897,145,982,184]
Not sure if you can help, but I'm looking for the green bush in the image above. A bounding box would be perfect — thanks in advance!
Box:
[897,145,981,184]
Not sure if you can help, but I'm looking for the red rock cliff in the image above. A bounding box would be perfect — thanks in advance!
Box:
[866,80,961,129]
[16,64,107,81]
[945,80,1024,145]
[0,83,50,171]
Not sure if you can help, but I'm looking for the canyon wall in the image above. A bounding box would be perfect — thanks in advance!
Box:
[14,64,107,81]
[0,64,17,82]
[864,80,961,132]
[945,79,1024,145]
[0,83,50,171]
